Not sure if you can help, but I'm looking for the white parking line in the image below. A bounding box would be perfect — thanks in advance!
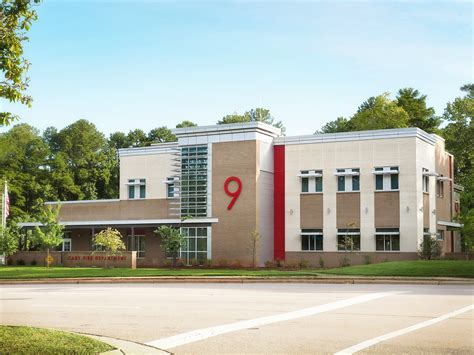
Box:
[334,304,474,355]
[146,291,401,350]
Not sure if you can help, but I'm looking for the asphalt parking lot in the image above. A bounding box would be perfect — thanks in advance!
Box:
[1,283,472,354]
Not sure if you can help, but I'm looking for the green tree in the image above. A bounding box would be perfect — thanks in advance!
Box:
[147,127,176,144]
[249,230,260,268]
[176,120,197,128]
[0,221,21,258]
[218,108,285,135]
[155,226,186,267]
[350,93,409,131]
[92,227,125,268]
[317,117,354,134]
[33,204,64,267]
[396,88,440,133]
[108,131,129,149]
[126,129,148,147]
[0,0,41,125]
[0,124,52,218]
[418,235,442,260]
[53,119,112,200]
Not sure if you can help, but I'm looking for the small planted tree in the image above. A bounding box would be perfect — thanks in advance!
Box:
[155,226,186,267]
[34,205,64,267]
[93,228,126,268]
[249,230,260,268]
[0,223,20,262]
[419,234,442,260]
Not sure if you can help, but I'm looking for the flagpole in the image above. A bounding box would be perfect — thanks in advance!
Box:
[1,180,5,230]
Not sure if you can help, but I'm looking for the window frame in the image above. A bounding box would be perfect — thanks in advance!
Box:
[127,234,146,258]
[374,166,399,192]
[299,170,323,193]
[336,168,360,192]
[127,178,146,200]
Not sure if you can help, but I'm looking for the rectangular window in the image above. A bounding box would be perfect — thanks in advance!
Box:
[352,175,360,191]
[181,146,208,217]
[338,176,345,192]
[128,178,146,199]
[179,227,208,264]
[301,177,309,193]
[391,174,399,190]
[376,175,383,190]
[301,235,323,251]
[436,180,444,198]
[167,177,175,198]
[375,228,400,251]
[422,169,429,193]
[374,166,399,191]
[337,229,360,251]
[437,230,444,241]
[127,235,145,258]
[315,176,323,192]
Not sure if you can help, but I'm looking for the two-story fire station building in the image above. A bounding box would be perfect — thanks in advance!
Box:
[20,122,463,267]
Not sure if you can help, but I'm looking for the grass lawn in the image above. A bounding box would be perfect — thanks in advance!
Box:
[0,260,472,279]
[0,326,114,354]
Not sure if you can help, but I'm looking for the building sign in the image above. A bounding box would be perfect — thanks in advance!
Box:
[224,176,242,210]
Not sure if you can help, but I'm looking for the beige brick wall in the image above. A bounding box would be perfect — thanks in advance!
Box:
[336,192,361,228]
[300,194,323,229]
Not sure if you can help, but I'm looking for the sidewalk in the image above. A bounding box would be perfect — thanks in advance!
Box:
[1,275,473,285]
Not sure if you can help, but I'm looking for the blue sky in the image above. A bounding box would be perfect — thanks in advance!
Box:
[1,0,472,136]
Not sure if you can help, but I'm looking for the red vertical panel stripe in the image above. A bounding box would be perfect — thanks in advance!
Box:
[274,145,285,260]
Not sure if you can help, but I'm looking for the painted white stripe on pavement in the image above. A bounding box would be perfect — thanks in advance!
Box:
[334,304,474,355]
[146,291,400,350]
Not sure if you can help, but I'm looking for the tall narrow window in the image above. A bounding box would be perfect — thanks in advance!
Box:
[301,177,309,193]
[374,166,399,191]
[315,176,323,192]
[139,179,146,198]
[391,174,399,190]
[352,175,360,191]
[128,184,135,199]
[376,175,383,190]
[167,177,175,198]
[338,176,345,192]
[128,178,146,199]
[422,168,429,193]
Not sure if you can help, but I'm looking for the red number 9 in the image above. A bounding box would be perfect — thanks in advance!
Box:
[224,176,242,210]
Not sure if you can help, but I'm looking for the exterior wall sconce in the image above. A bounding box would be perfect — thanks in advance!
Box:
[327,208,331,214]
[289,209,294,216]
[406,206,410,212]
[419,207,423,212]
[364,207,369,214]
[432,209,436,215]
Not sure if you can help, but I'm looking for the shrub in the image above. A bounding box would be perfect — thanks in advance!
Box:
[162,259,172,268]
[299,259,309,269]
[284,261,299,270]
[176,258,186,267]
[232,259,242,268]
[190,258,200,267]
[318,256,325,269]
[202,259,212,267]
[364,255,372,265]
[419,235,442,260]
[275,258,284,268]
[339,256,350,267]
[216,258,228,267]
[264,260,277,268]
[16,259,25,266]
[30,259,37,266]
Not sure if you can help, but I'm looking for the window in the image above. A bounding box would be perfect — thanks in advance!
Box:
[128,178,146,199]
[436,179,444,198]
[181,146,208,217]
[300,170,323,193]
[179,227,208,263]
[301,229,323,251]
[127,235,145,258]
[423,228,431,236]
[374,167,399,191]
[337,229,360,251]
[422,168,429,193]
[336,168,360,192]
[167,177,175,198]
[59,231,72,252]
[301,177,309,193]
[437,230,445,241]
[375,228,400,251]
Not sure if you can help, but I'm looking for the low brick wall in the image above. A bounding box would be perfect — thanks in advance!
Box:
[285,252,419,268]
[9,251,137,269]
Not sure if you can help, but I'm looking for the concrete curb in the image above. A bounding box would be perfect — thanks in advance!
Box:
[0,276,473,285]
[81,334,169,354]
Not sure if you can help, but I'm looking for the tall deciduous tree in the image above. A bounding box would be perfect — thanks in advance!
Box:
[176,120,197,128]
[441,84,474,251]
[350,93,409,130]
[147,127,176,144]
[317,117,354,134]
[396,88,440,133]
[0,123,52,218]
[0,0,41,125]
[218,108,285,135]
[155,226,185,267]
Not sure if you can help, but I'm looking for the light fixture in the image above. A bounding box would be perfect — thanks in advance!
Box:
[432,209,436,215]
[327,208,331,214]
[289,209,294,216]
[406,206,410,212]
[365,207,369,214]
